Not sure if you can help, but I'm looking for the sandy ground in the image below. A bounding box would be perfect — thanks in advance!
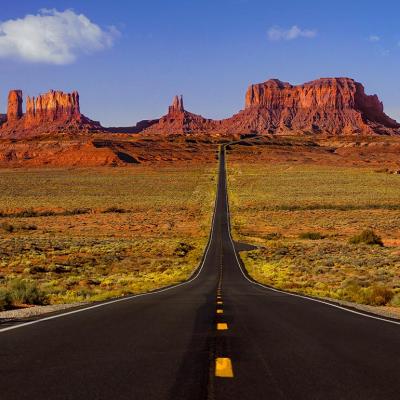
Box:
[0,302,86,320]
[321,298,400,320]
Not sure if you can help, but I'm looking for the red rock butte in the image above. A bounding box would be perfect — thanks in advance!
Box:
[0,77,399,138]
[143,94,218,135]
[238,78,399,135]
[1,89,101,137]
[26,90,81,124]
[7,90,23,122]
[141,77,399,136]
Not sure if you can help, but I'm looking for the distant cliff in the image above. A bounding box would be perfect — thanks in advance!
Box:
[143,95,218,135]
[1,77,399,138]
[229,77,399,135]
[1,89,102,138]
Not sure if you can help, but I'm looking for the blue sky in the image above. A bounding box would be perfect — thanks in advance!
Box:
[0,0,399,126]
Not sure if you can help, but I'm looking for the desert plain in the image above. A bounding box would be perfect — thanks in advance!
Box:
[1,76,400,320]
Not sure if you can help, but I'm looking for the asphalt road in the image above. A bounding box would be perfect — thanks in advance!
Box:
[1,146,400,400]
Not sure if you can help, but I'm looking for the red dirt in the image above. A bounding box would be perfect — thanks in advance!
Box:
[0,77,399,167]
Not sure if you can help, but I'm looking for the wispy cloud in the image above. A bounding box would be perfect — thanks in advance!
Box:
[0,9,119,65]
[368,35,381,42]
[268,25,317,41]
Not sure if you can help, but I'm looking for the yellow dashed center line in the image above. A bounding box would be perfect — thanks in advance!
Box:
[214,259,233,379]
[215,357,234,378]
[217,322,228,330]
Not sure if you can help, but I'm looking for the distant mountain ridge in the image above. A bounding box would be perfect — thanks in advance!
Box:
[142,77,400,136]
[0,77,399,137]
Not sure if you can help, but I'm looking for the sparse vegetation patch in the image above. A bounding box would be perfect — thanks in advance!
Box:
[0,165,216,310]
[299,232,325,240]
[349,229,383,246]
[228,161,400,313]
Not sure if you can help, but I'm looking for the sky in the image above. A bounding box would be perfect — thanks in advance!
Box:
[0,0,399,126]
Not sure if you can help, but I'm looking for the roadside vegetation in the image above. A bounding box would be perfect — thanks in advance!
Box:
[0,166,216,310]
[227,161,400,312]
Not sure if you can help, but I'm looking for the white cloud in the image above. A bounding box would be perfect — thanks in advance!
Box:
[369,35,381,42]
[268,25,317,41]
[0,9,119,64]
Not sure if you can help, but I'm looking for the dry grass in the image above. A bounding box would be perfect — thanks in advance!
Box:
[0,165,216,308]
[227,160,400,311]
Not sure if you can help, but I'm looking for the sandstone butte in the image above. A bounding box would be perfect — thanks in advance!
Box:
[233,77,400,135]
[0,77,399,138]
[0,89,101,138]
[143,94,217,135]
[144,77,399,136]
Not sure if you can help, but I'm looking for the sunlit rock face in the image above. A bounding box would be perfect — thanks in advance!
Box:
[237,77,399,135]
[7,90,23,122]
[25,90,81,125]
[1,90,102,138]
[143,95,219,135]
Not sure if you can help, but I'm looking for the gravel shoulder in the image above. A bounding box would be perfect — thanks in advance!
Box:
[0,302,87,321]
[320,297,400,321]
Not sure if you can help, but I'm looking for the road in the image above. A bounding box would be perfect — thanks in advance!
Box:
[1,146,400,399]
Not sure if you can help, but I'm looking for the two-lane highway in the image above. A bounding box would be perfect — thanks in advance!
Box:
[1,146,400,399]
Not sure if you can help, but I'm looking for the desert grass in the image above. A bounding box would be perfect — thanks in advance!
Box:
[0,166,216,309]
[227,161,400,310]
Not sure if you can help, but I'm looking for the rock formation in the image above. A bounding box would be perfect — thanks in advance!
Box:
[1,89,102,137]
[141,78,399,136]
[106,119,159,134]
[224,77,399,135]
[1,77,399,140]
[168,95,184,114]
[143,95,218,135]
[7,90,23,121]
[25,90,81,125]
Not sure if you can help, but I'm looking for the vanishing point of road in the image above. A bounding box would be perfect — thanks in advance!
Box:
[1,145,400,399]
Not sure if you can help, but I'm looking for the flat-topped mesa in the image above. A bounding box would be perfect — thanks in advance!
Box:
[237,77,400,135]
[25,90,81,125]
[7,90,23,121]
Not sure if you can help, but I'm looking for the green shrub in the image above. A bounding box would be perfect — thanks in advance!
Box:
[390,293,400,307]
[29,266,47,274]
[339,282,393,306]
[38,210,56,217]
[265,232,283,240]
[8,279,47,306]
[299,231,325,240]
[349,230,383,246]
[173,242,195,257]
[0,222,14,233]
[61,208,91,216]
[102,206,127,214]
[0,287,12,311]
[21,224,38,231]
[361,286,393,306]
[14,209,38,218]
